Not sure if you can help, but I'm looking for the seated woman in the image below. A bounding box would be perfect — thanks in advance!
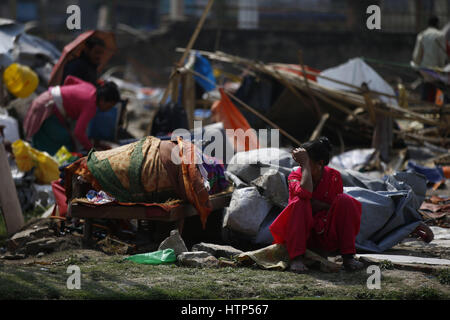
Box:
[270,137,364,272]
[23,75,120,155]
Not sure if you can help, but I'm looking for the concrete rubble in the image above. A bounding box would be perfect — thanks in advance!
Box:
[191,242,243,260]
[177,251,220,268]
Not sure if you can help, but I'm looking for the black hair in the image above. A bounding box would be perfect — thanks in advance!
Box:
[85,36,106,49]
[300,136,332,165]
[428,16,439,28]
[96,81,120,103]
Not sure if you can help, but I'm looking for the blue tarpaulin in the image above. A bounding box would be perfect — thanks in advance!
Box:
[193,53,216,92]
[340,170,427,253]
[407,160,444,183]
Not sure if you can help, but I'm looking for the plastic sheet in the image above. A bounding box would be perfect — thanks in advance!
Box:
[124,249,176,265]
[12,139,59,184]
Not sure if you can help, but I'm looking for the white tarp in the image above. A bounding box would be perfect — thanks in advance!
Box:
[317,57,398,106]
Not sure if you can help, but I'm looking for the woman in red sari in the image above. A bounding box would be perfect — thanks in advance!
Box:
[270,137,364,272]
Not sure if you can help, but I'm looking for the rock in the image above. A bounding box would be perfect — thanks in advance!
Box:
[191,242,243,259]
[223,187,272,236]
[9,226,52,247]
[2,253,26,260]
[25,237,60,255]
[158,229,188,256]
[36,252,45,258]
[218,258,238,268]
[250,169,288,208]
[177,251,219,268]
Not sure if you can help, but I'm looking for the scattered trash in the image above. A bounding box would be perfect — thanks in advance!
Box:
[125,249,176,265]
[86,190,115,204]
[12,139,59,184]
[157,229,188,256]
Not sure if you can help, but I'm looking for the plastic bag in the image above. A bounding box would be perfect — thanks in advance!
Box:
[12,139,60,184]
[124,249,176,265]
[54,145,73,165]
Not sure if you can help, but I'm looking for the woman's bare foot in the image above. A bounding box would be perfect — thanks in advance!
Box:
[289,256,309,273]
[343,256,364,272]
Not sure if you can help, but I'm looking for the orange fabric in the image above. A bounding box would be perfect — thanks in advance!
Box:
[435,89,444,106]
[177,137,212,229]
[211,88,259,152]
[64,157,103,201]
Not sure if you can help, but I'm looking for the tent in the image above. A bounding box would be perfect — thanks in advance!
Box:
[317,57,398,106]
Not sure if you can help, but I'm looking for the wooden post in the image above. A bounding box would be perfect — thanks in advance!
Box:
[361,83,377,125]
[182,73,196,130]
[0,139,24,236]
[159,0,215,106]
[309,113,330,141]
[298,50,322,119]
[147,0,215,135]
[83,218,93,247]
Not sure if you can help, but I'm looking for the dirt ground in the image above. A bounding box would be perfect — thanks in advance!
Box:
[0,241,449,300]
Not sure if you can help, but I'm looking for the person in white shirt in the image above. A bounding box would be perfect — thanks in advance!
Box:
[412,16,448,102]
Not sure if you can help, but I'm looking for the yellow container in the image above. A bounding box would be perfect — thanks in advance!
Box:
[3,63,39,98]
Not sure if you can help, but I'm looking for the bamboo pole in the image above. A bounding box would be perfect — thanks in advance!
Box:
[298,50,321,119]
[176,48,443,127]
[184,68,302,146]
[309,113,329,141]
[148,0,215,135]
[270,68,317,117]
[159,0,215,106]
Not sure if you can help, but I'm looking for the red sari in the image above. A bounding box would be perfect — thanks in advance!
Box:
[270,166,362,259]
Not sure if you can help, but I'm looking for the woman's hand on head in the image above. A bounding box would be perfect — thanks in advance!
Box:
[292,147,309,167]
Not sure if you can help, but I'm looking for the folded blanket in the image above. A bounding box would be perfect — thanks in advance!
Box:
[65,136,212,228]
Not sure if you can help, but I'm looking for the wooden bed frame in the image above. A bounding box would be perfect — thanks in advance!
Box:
[68,190,233,245]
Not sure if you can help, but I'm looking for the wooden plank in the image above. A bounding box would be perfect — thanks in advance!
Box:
[69,192,232,221]
[0,141,24,235]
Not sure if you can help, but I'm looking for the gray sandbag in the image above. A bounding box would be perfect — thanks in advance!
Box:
[226,148,295,184]
[224,171,249,189]
[222,187,272,236]
[250,169,288,208]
